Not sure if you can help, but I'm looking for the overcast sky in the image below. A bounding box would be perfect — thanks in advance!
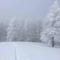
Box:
[0,0,60,18]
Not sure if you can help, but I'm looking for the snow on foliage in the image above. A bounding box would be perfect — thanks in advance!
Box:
[7,18,17,41]
[6,17,42,42]
[41,28,55,42]
[41,0,60,47]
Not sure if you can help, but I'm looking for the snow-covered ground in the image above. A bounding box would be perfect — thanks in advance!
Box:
[0,42,60,60]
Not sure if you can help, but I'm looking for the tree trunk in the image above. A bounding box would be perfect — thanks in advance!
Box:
[51,37,54,47]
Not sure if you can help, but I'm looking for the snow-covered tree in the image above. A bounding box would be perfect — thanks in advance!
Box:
[0,17,9,42]
[41,27,56,47]
[7,17,17,41]
[23,17,42,42]
[7,16,42,42]
[41,0,60,47]
[46,0,60,27]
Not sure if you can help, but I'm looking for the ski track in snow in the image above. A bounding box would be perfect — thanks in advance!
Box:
[0,42,60,60]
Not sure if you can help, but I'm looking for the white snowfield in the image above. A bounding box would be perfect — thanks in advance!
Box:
[0,42,60,60]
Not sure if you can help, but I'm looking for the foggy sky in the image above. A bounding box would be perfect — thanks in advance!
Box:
[0,0,60,18]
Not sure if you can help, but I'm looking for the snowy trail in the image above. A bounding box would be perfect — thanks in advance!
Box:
[0,42,60,60]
